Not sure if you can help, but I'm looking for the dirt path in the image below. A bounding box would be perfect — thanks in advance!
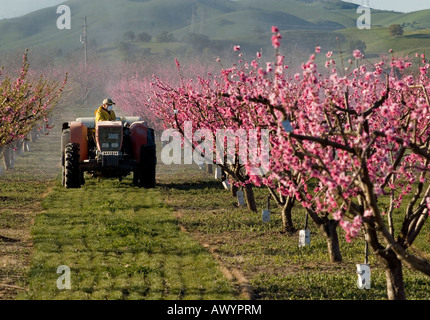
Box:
[175,210,255,300]
[0,137,58,299]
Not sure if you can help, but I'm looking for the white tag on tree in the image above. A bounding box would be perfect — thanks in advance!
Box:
[222,180,230,190]
[237,190,245,207]
[262,209,270,223]
[299,230,311,247]
[215,166,222,180]
[282,120,294,133]
[356,264,371,290]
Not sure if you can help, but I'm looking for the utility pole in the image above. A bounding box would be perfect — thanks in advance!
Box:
[80,16,87,72]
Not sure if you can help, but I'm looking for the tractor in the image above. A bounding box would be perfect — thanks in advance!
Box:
[61,116,156,188]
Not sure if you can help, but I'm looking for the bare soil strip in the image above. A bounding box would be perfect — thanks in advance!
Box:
[176,213,254,300]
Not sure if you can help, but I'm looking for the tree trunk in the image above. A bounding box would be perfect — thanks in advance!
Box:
[364,223,406,300]
[385,250,406,300]
[206,163,213,174]
[244,183,257,212]
[3,145,12,170]
[281,196,296,233]
[231,183,238,197]
[306,208,343,263]
[320,219,342,262]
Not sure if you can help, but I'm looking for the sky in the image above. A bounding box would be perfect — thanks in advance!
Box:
[342,0,430,13]
[0,0,66,19]
[0,0,430,19]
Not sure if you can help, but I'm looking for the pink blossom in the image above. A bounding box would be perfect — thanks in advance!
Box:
[233,45,241,52]
[333,210,343,220]
[364,209,373,218]
[271,26,279,33]
[271,34,281,49]
[353,50,363,59]
[258,68,267,77]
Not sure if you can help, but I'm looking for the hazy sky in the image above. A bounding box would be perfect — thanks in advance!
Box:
[0,0,430,19]
[342,0,430,13]
[0,0,66,19]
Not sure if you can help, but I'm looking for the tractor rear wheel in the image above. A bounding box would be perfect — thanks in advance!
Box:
[138,145,156,188]
[64,143,81,188]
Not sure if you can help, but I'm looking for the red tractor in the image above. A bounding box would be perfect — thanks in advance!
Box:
[61,116,156,188]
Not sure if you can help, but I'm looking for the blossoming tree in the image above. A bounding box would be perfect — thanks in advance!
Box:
[109,25,430,299]
[259,27,430,299]
[149,57,266,212]
[0,50,66,148]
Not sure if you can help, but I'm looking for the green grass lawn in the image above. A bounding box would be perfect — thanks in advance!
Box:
[16,176,239,300]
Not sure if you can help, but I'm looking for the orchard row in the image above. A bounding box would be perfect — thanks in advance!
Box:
[111,27,430,300]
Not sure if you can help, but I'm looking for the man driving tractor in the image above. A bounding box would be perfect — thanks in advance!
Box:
[61,97,157,189]
[95,98,117,122]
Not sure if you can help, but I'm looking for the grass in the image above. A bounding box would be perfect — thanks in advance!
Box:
[3,146,430,300]
[156,162,430,300]
[16,176,239,300]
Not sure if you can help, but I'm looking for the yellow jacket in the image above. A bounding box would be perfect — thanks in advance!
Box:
[95,106,116,122]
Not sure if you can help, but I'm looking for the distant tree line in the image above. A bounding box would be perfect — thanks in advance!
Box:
[123,31,152,42]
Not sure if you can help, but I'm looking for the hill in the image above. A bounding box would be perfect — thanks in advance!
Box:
[0,0,429,65]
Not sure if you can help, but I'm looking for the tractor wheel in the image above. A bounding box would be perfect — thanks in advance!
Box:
[61,151,65,186]
[64,143,81,188]
[132,169,139,186]
[138,145,156,188]
[61,129,70,187]
[62,161,66,187]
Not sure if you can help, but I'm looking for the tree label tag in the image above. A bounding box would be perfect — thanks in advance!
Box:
[237,190,245,207]
[356,264,371,290]
[299,229,311,247]
[215,166,222,180]
[222,180,230,190]
[262,209,270,223]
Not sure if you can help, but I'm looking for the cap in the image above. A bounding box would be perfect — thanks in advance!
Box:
[103,98,116,105]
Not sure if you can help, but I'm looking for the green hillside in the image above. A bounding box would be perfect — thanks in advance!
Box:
[0,0,429,65]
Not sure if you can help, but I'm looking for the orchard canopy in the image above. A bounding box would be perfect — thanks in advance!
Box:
[143,27,430,281]
[0,50,66,147]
